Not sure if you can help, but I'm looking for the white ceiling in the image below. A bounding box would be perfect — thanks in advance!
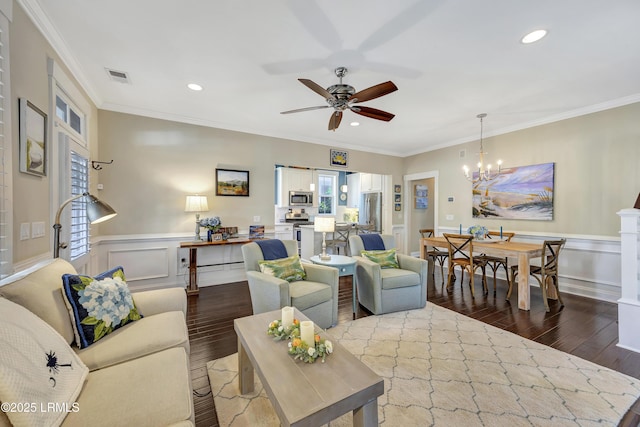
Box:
[23,0,640,157]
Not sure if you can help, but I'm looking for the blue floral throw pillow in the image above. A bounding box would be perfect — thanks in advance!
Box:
[61,266,142,349]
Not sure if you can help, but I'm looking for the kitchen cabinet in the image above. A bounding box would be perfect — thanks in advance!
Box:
[347,173,382,208]
[274,224,294,241]
[347,173,361,208]
[276,167,314,207]
[360,173,382,192]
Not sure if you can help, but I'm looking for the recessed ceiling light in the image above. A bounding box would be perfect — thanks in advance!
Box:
[521,29,548,44]
[187,83,203,91]
[350,122,360,127]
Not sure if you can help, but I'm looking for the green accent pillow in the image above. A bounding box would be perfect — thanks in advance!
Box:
[258,255,306,282]
[361,248,399,269]
[61,266,143,349]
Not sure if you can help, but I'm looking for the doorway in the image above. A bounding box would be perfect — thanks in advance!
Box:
[403,171,439,255]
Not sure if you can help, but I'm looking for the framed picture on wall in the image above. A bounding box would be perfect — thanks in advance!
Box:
[19,99,47,176]
[394,184,401,193]
[394,203,401,212]
[330,149,348,167]
[216,168,249,196]
[395,194,401,203]
[414,184,428,209]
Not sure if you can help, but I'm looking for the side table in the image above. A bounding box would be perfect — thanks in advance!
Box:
[310,255,358,319]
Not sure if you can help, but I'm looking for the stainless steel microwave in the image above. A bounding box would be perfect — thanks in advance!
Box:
[289,191,313,206]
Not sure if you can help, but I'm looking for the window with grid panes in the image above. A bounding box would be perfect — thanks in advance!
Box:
[318,174,336,214]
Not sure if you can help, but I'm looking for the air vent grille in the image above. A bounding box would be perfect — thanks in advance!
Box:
[105,68,130,84]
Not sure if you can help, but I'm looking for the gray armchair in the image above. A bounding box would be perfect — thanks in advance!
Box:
[348,234,428,315]
[241,240,338,329]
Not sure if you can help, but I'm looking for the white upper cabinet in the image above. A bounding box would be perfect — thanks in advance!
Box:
[360,173,382,192]
[276,167,314,207]
[347,173,361,208]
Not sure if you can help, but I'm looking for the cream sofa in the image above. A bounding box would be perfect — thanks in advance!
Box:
[0,258,194,426]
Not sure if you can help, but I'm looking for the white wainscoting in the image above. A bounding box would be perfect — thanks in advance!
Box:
[12,227,619,305]
[91,233,268,292]
[435,227,622,303]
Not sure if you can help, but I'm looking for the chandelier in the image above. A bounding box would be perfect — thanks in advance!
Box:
[463,113,502,183]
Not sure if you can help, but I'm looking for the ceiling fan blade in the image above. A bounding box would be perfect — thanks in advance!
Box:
[349,81,398,103]
[350,106,395,122]
[281,105,329,114]
[299,79,335,100]
[328,111,343,131]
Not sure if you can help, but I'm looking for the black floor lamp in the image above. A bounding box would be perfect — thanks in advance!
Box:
[53,192,117,258]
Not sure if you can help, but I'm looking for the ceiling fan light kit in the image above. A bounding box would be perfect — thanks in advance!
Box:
[281,67,397,131]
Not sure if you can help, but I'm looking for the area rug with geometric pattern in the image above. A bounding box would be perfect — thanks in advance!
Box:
[207,303,640,426]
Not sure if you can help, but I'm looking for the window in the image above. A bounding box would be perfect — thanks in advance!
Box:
[49,60,91,265]
[69,151,89,260]
[55,92,85,139]
[318,174,336,214]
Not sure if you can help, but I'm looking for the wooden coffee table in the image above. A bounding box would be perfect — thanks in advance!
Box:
[234,309,383,426]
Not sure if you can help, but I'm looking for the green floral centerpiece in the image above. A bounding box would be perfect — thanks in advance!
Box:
[287,332,333,363]
[467,225,488,240]
[267,318,300,341]
[266,318,334,363]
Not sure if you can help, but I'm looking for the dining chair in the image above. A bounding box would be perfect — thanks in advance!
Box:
[356,223,375,234]
[419,228,449,284]
[476,231,516,296]
[443,233,488,297]
[326,224,351,255]
[509,239,566,312]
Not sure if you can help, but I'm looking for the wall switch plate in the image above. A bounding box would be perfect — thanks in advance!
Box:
[253,215,261,222]
[446,214,454,221]
[20,223,30,240]
[31,222,46,238]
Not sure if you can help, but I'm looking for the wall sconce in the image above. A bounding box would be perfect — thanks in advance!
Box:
[185,195,209,241]
[53,193,117,258]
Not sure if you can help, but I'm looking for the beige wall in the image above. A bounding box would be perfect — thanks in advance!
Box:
[403,103,640,240]
[96,111,404,236]
[10,3,99,262]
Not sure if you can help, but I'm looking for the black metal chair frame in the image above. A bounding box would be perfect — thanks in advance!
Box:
[509,239,566,312]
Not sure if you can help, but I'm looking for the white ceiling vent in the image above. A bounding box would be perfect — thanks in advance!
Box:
[105,68,131,84]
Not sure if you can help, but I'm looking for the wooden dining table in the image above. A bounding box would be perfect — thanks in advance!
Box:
[420,236,546,311]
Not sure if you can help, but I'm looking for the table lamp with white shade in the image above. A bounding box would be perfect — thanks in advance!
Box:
[314,216,335,261]
[185,195,209,241]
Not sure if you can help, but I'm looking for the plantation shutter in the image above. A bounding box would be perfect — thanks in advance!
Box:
[0,8,13,278]
[69,151,89,261]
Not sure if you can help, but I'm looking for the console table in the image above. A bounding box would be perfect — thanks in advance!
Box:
[179,238,258,295]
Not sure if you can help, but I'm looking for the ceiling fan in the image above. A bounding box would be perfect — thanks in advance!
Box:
[280,67,398,131]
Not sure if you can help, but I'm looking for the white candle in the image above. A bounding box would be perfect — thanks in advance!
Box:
[281,306,294,329]
[300,320,315,346]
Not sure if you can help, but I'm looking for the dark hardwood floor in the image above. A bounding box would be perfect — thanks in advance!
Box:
[187,272,640,427]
